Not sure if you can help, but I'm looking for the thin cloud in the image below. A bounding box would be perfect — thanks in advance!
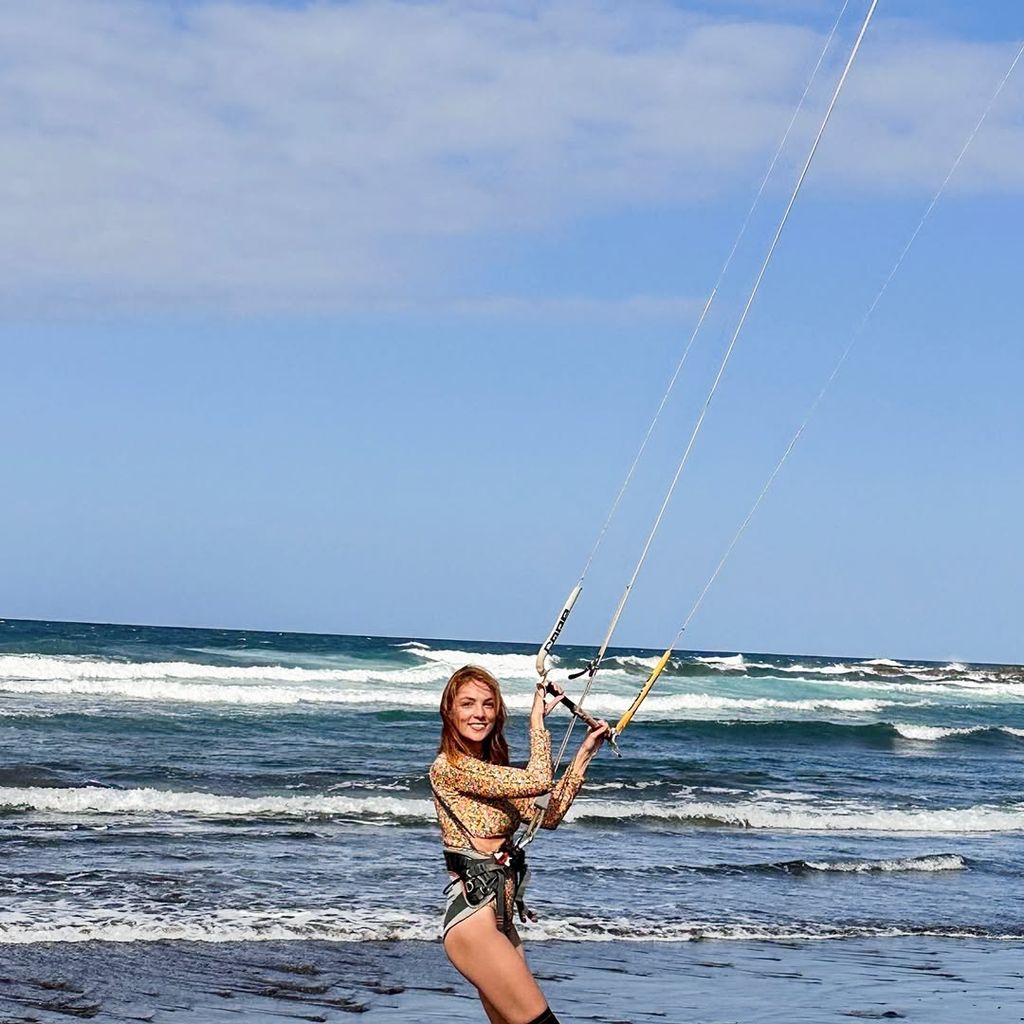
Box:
[0,0,1021,313]
[449,294,704,320]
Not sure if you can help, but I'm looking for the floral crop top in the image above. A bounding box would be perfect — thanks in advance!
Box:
[429,726,586,848]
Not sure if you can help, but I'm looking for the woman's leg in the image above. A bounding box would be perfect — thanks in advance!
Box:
[479,938,529,1023]
[443,908,548,1024]
[481,992,510,1024]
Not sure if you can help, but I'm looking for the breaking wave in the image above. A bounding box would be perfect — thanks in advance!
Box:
[4,786,1023,834]
[0,905,1018,945]
[0,785,436,820]
[893,724,1024,741]
[696,655,746,670]
[776,854,967,874]
[567,797,1024,833]
[579,853,968,877]
[0,654,443,686]
[0,668,914,717]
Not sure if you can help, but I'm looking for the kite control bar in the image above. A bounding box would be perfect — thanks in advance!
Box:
[544,680,620,756]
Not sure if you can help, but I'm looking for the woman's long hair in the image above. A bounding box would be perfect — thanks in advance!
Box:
[438,665,510,766]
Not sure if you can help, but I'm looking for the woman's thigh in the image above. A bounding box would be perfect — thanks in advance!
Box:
[443,908,547,1024]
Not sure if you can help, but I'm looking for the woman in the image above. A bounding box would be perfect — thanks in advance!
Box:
[429,665,610,1024]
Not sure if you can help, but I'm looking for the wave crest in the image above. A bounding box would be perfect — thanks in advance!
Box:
[894,724,1024,742]
[0,905,1017,945]
[0,785,436,820]
[568,797,1024,833]
[5,786,1023,835]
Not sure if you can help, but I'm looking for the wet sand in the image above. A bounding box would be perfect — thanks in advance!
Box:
[1,937,1021,1023]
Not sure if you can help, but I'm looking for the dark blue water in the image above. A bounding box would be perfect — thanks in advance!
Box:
[1,617,1022,945]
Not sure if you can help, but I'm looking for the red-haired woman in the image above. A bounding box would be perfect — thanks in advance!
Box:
[430,665,609,1024]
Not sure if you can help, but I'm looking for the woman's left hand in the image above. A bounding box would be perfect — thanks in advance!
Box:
[580,718,612,756]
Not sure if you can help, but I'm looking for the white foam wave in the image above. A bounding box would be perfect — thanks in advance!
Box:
[323,780,411,793]
[895,724,976,741]
[0,906,439,945]
[0,786,437,820]
[408,648,542,678]
[782,662,862,676]
[804,854,966,873]
[411,648,637,686]
[623,694,892,715]
[0,672,906,716]
[545,692,895,717]
[9,786,1023,835]
[767,662,945,682]
[508,916,1018,942]
[0,678,450,706]
[566,797,1024,833]
[806,676,1020,699]
[0,654,444,687]
[0,651,633,705]
[1,905,1016,945]
[898,668,1006,685]
[696,654,746,670]
[579,780,667,792]
[893,724,1024,742]
[610,655,663,669]
[768,660,1018,689]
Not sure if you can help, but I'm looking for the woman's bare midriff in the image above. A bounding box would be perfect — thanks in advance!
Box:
[469,835,507,855]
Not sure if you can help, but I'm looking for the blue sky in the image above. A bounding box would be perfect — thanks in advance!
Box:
[1,1,1022,663]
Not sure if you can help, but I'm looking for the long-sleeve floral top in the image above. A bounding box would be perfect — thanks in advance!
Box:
[429,726,586,849]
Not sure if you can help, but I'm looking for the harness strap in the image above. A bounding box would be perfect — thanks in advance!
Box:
[431,785,478,847]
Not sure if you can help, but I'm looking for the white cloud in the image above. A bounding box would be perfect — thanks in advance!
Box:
[0,0,1021,313]
[817,34,1024,192]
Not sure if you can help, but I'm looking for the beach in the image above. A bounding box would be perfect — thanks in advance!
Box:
[1,619,1022,1021]
[1,937,1022,1022]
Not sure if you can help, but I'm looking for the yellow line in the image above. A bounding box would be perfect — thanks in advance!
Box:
[614,648,672,733]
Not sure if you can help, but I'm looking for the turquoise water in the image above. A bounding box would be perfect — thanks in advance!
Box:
[1,617,1022,945]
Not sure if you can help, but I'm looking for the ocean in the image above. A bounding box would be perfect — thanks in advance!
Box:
[1,617,1022,1021]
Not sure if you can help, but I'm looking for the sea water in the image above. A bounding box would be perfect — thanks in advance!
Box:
[1,617,1022,949]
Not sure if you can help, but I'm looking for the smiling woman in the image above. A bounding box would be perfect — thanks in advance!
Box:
[429,665,609,1024]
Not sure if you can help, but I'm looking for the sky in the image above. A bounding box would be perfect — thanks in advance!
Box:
[1,0,1022,663]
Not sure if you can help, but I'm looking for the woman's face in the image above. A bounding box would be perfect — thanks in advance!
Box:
[454,679,497,750]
